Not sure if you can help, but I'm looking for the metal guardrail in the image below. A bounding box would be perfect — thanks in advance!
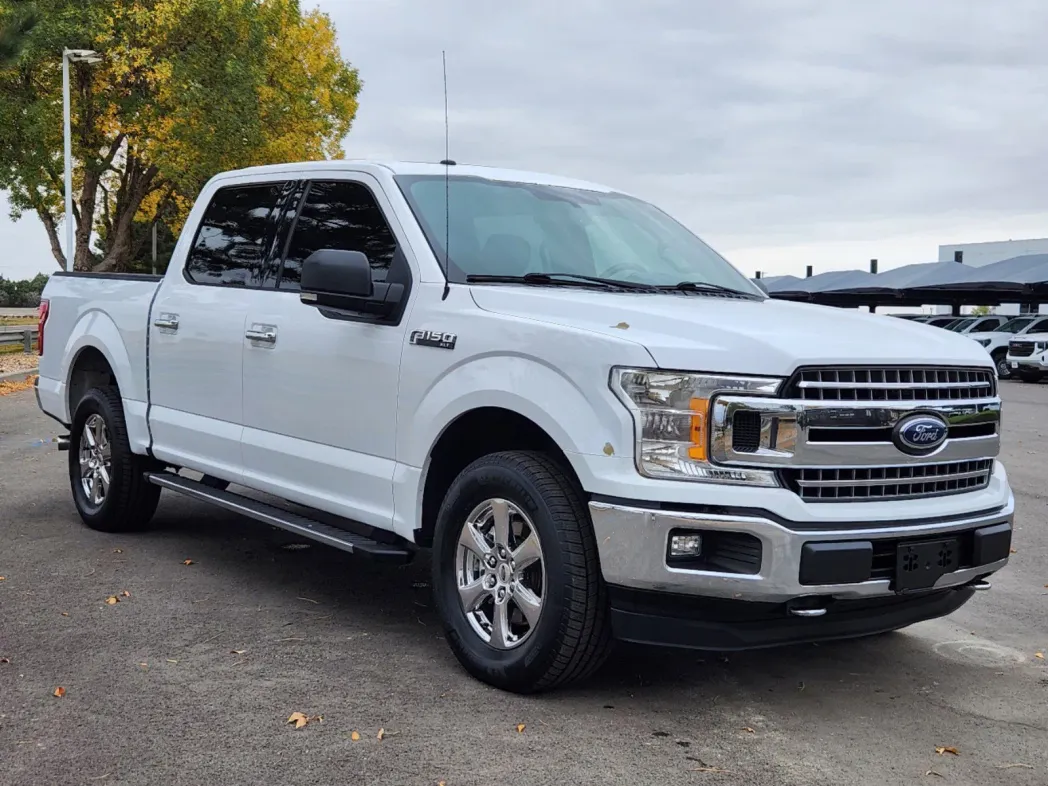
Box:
[0,325,38,353]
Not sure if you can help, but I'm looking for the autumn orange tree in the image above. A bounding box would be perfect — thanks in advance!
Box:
[0,0,360,271]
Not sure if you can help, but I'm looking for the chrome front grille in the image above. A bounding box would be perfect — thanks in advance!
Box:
[785,459,994,502]
[789,366,996,402]
[710,364,1001,503]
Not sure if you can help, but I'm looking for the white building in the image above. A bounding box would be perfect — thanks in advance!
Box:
[936,238,1048,315]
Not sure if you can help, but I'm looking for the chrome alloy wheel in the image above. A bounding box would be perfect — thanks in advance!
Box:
[79,413,112,506]
[455,498,546,649]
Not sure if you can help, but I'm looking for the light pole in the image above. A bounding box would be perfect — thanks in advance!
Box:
[62,48,103,269]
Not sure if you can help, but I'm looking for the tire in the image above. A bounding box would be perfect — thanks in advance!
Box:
[1017,369,1043,383]
[991,349,1010,380]
[68,386,161,532]
[432,451,611,693]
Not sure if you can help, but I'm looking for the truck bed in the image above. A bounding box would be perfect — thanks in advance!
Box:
[36,272,162,451]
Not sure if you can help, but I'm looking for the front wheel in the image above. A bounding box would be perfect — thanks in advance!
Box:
[991,349,1011,379]
[69,386,161,532]
[432,451,611,693]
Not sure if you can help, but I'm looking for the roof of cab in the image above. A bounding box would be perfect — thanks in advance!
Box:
[211,159,618,193]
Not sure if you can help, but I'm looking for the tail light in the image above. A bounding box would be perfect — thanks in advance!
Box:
[37,299,49,357]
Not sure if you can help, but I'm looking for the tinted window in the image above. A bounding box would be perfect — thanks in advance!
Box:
[1029,318,1048,333]
[186,184,286,286]
[279,180,397,290]
[970,318,1003,333]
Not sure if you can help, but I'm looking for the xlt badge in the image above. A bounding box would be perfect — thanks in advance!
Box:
[410,330,457,350]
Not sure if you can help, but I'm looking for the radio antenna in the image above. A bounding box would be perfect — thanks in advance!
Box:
[439,50,452,301]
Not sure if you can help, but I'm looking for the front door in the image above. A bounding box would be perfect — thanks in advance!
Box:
[240,174,414,530]
[148,180,291,482]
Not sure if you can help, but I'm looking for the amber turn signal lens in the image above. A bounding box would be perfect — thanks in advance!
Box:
[687,397,708,461]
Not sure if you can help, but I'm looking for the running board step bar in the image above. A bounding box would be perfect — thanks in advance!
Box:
[146,473,414,563]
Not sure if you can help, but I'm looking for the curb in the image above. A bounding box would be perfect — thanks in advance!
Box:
[0,368,38,383]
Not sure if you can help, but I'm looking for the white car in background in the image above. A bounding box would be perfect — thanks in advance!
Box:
[969,316,1048,379]
[1005,332,1048,383]
[945,315,1008,335]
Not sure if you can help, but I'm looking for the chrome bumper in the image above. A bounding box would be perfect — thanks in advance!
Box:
[589,500,1012,603]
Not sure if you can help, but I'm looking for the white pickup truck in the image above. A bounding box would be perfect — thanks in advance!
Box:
[36,161,1013,693]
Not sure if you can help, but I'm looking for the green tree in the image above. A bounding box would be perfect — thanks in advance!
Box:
[0,0,360,272]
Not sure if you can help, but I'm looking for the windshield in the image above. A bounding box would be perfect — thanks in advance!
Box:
[998,318,1032,333]
[948,318,975,331]
[395,175,762,294]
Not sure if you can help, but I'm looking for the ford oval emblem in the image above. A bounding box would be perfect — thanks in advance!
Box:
[893,414,948,455]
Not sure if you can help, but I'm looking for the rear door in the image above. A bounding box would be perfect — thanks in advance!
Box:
[148,179,293,481]
[239,174,414,529]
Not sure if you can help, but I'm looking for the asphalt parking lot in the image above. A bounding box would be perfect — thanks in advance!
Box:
[1,382,1045,786]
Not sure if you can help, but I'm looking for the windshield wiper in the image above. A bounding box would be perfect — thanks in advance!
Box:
[657,281,761,299]
[466,273,655,291]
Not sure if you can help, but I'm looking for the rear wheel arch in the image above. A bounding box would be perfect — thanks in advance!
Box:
[67,346,119,417]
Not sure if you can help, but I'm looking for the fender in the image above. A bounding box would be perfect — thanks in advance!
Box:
[61,309,150,451]
[401,352,638,475]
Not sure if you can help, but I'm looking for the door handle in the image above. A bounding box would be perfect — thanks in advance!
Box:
[245,327,277,344]
[153,314,179,331]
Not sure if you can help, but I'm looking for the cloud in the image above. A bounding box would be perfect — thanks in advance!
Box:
[4,0,1047,279]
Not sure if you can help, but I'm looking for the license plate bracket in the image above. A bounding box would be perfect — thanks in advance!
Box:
[895,538,961,592]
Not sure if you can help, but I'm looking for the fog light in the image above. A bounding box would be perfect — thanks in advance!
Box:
[669,533,703,557]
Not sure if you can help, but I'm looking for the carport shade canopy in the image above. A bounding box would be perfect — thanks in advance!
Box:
[756,254,1048,302]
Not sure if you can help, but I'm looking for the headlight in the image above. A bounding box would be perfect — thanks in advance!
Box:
[611,368,782,486]
[976,338,992,347]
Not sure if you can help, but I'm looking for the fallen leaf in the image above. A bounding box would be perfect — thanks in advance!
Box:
[105,596,119,605]
[288,712,309,729]
[0,657,10,664]
[741,727,755,734]
[1010,548,1017,554]
[230,650,246,655]
[438,782,446,786]
[52,687,66,698]
[138,662,148,668]
[121,590,131,598]
[516,723,525,733]
[351,731,361,741]
[935,746,959,756]
[925,770,943,778]
[1036,652,1044,660]
[998,764,1034,770]
[166,659,178,664]
[377,728,385,740]
[113,549,122,554]
[0,576,6,581]
[182,559,194,565]
[61,612,69,617]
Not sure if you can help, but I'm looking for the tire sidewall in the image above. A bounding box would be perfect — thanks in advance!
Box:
[433,459,574,688]
[69,389,123,526]
[991,349,1010,379]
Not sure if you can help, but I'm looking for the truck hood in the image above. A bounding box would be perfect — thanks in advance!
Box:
[469,287,994,376]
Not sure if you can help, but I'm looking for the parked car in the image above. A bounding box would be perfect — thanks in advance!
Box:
[945,316,1008,335]
[923,316,962,328]
[1005,332,1048,382]
[970,316,1048,379]
[34,161,1013,693]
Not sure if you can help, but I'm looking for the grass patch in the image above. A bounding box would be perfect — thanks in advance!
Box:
[0,341,38,355]
[0,316,37,326]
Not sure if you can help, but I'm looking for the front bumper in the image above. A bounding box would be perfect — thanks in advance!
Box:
[1006,354,1048,371]
[589,497,1012,604]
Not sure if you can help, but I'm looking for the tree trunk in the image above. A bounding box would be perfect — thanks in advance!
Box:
[94,162,159,273]
[36,207,67,270]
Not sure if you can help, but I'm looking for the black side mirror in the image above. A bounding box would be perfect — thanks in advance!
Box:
[300,249,404,319]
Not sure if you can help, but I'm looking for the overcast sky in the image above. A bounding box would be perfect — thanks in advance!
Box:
[3,0,1047,281]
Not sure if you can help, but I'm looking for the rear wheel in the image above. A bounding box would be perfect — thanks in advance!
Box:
[432,451,611,693]
[991,349,1010,379]
[69,387,161,532]
[1017,369,1043,383]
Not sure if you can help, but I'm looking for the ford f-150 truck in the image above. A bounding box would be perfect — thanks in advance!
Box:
[35,161,1013,693]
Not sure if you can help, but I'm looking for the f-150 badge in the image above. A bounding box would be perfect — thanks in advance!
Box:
[410,330,457,350]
